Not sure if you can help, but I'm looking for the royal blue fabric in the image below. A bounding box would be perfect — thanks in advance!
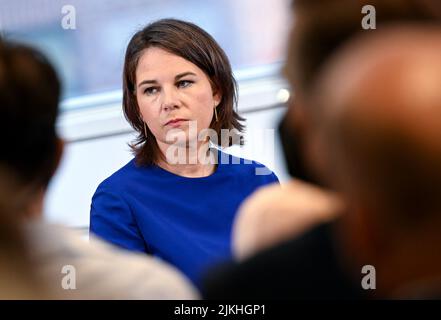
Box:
[90,150,279,287]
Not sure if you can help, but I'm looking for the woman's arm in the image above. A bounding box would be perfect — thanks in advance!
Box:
[90,186,148,254]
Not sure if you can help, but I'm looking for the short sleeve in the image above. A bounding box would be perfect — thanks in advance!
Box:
[90,185,148,254]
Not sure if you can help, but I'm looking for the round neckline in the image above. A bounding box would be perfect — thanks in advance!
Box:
[151,148,225,180]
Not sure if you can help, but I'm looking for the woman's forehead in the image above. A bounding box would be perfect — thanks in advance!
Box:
[136,47,204,80]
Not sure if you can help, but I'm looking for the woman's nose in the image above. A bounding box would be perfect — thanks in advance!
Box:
[161,87,180,111]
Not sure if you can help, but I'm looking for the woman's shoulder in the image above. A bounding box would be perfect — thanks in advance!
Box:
[218,150,279,183]
[95,158,154,193]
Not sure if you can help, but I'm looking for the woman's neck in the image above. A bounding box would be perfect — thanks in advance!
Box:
[155,140,217,178]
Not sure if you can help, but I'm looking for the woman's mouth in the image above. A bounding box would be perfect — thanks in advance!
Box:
[165,118,189,127]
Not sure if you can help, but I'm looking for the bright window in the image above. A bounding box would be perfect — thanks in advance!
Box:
[1,0,291,110]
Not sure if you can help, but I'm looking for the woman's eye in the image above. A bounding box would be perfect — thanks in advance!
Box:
[177,80,193,88]
[144,87,159,95]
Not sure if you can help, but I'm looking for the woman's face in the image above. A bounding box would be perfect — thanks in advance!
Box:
[135,47,221,147]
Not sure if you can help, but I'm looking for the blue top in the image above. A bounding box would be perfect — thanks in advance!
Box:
[90,150,279,287]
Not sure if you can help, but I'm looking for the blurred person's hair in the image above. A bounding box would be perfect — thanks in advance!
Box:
[0,40,60,188]
[285,0,441,97]
[122,18,245,166]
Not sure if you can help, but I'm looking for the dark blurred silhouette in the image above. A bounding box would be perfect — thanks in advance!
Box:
[313,25,441,297]
[0,40,60,299]
[282,0,441,184]
[228,0,441,266]
[204,22,441,299]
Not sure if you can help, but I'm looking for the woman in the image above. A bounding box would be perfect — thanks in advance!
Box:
[0,40,197,299]
[90,19,279,287]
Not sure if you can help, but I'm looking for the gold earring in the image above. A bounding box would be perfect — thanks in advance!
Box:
[214,105,219,122]
[143,122,148,138]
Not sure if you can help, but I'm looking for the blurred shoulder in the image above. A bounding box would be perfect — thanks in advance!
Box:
[26,222,199,299]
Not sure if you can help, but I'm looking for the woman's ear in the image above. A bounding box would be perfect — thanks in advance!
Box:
[214,95,221,108]
[211,83,222,107]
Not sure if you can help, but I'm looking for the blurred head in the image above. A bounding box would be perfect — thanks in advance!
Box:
[122,18,244,166]
[313,25,441,296]
[279,0,441,184]
[0,40,61,204]
[286,0,441,98]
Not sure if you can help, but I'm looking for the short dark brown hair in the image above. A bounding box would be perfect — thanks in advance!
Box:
[122,18,245,166]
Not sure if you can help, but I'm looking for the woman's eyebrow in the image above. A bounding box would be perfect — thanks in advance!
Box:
[175,72,196,80]
[137,72,196,88]
[137,79,157,88]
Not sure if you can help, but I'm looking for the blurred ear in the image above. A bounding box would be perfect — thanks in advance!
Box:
[289,96,308,129]
[50,138,65,179]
